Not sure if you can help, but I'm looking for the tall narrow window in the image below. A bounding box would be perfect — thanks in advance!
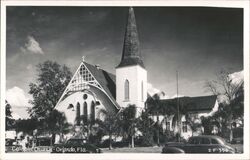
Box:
[76,102,80,125]
[83,102,88,124]
[91,101,95,122]
[124,79,129,100]
[141,81,144,101]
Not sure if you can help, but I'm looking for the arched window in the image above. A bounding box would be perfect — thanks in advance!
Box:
[141,81,144,101]
[76,102,80,125]
[91,101,95,122]
[125,79,129,100]
[83,102,88,124]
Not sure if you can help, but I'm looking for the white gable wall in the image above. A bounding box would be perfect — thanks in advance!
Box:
[56,91,105,124]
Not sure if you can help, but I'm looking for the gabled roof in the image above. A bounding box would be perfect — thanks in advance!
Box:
[83,62,120,109]
[116,7,145,69]
[160,95,217,112]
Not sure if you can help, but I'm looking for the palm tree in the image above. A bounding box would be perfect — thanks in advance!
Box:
[119,104,138,148]
[167,97,194,141]
[47,110,71,144]
[74,113,94,140]
[137,109,158,146]
[95,109,120,150]
[146,92,165,146]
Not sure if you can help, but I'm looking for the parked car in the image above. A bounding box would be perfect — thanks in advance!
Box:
[51,138,102,153]
[5,139,23,152]
[162,135,236,154]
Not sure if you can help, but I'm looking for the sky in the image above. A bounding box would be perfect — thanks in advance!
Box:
[6,6,243,119]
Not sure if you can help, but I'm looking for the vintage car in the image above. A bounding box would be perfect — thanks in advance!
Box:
[5,139,23,153]
[162,135,236,154]
[51,138,102,153]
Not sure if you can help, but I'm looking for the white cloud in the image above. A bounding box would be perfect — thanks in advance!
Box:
[26,64,33,70]
[147,83,169,99]
[228,70,244,85]
[21,35,44,54]
[160,94,170,99]
[11,112,22,120]
[147,83,160,96]
[171,94,185,99]
[6,86,31,108]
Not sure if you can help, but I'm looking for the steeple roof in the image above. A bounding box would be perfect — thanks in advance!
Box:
[116,7,145,68]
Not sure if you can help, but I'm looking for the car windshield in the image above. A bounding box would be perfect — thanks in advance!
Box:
[215,137,225,144]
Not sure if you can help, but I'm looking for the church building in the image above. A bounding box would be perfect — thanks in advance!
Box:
[54,7,218,139]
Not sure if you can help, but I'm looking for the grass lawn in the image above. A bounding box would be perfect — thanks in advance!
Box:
[102,146,163,153]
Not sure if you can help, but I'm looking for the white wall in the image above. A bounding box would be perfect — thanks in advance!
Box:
[56,91,105,124]
[116,65,147,110]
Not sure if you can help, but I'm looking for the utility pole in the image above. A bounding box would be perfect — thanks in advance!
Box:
[176,71,180,142]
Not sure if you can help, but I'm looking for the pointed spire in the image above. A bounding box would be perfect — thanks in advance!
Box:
[117,7,145,68]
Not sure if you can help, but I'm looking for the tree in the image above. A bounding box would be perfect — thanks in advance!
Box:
[119,105,138,148]
[200,116,213,135]
[15,118,40,135]
[161,97,195,141]
[204,69,243,103]
[47,110,71,144]
[28,61,72,140]
[5,100,15,130]
[146,92,165,146]
[204,69,244,142]
[95,109,120,150]
[137,110,155,146]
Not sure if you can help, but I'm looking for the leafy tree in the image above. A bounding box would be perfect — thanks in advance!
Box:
[204,69,244,141]
[28,61,72,141]
[15,118,40,135]
[5,100,15,130]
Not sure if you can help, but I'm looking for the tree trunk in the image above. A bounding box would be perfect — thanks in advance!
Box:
[109,133,112,150]
[157,112,160,146]
[157,129,160,146]
[131,135,134,148]
[229,115,233,143]
[87,125,90,141]
[229,128,233,142]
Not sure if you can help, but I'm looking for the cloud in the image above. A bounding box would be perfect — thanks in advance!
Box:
[147,83,170,99]
[11,112,22,120]
[147,83,161,96]
[228,70,244,85]
[26,64,33,70]
[21,36,44,54]
[6,86,31,108]
[171,94,185,99]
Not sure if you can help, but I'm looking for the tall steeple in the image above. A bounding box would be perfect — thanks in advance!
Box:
[117,7,145,68]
